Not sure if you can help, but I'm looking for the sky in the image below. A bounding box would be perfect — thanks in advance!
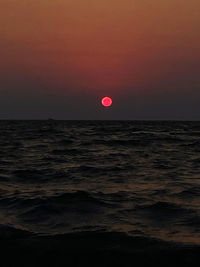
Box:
[0,0,200,119]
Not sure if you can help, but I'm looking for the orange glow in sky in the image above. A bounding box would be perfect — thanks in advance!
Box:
[0,0,200,97]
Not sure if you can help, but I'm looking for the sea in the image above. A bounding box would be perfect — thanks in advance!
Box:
[0,120,200,246]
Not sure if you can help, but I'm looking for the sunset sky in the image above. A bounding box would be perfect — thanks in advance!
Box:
[0,0,200,119]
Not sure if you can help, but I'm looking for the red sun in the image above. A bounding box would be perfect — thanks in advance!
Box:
[101,96,112,107]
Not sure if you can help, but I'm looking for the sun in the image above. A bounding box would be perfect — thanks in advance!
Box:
[101,96,112,107]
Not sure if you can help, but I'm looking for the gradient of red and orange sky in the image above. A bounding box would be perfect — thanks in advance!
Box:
[0,0,200,119]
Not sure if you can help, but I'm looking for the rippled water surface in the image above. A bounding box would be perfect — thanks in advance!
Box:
[0,120,200,244]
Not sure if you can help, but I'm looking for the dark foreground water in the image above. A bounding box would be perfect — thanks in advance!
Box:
[0,120,200,266]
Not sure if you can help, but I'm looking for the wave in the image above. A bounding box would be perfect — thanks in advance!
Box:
[0,225,174,247]
[86,139,152,147]
[175,187,200,199]
[70,165,130,174]
[11,168,70,183]
[10,191,110,224]
[51,148,87,155]
[134,201,195,221]
[0,190,107,207]
[1,121,200,247]
[0,224,33,238]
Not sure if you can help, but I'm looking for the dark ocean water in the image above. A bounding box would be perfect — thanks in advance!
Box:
[0,120,200,245]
